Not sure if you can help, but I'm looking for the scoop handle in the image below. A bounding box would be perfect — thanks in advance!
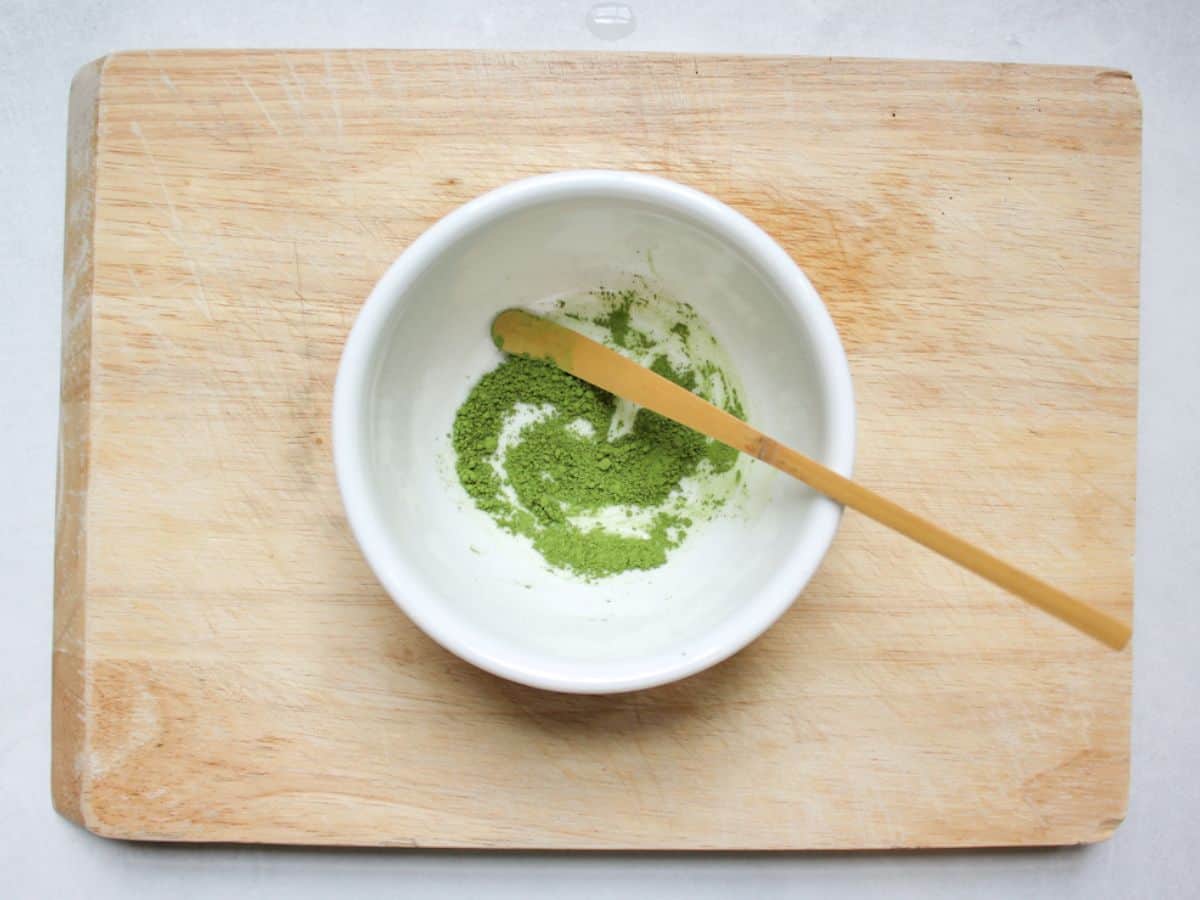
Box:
[492,309,1131,650]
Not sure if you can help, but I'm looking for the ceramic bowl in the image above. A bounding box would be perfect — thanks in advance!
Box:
[333,171,855,693]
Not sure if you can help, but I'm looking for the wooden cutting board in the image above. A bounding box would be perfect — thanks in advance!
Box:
[53,50,1139,849]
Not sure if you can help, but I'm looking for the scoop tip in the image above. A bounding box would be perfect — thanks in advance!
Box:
[490,308,532,351]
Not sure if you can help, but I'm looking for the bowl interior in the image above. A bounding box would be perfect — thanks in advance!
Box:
[347,179,850,690]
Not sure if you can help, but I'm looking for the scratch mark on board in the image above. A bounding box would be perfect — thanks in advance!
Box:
[131,122,212,320]
[145,50,179,95]
[824,208,851,269]
[238,73,283,136]
[354,57,374,93]
[131,121,182,232]
[322,51,345,140]
[281,54,313,106]
[277,75,306,123]
[184,258,214,320]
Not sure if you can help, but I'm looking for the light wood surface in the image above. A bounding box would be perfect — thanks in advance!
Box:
[494,310,1132,650]
[53,51,1139,849]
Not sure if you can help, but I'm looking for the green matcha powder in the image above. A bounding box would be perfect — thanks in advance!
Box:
[451,287,745,580]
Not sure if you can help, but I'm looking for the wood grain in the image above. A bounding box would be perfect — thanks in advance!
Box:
[53,51,1139,849]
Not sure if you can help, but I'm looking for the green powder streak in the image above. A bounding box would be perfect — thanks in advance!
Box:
[593,288,655,351]
[452,290,745,580]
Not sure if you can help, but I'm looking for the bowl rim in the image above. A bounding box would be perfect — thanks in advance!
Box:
[333,170,856,693]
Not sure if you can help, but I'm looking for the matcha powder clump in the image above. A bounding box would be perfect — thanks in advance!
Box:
[451,288,746,580]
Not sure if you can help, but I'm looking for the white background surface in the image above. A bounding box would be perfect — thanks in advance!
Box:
[2,1,1197,896]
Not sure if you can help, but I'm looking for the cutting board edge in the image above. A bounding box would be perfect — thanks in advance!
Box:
[90,47,1144,86]
[53,814,1131,849]
[52,54,108,832]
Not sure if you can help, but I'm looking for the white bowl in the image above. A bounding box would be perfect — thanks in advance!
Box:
[334,171,855,693]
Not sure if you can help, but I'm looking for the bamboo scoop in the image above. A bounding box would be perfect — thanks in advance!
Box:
[492,309,1131,650]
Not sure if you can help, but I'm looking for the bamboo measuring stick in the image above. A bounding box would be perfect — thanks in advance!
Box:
[492,309,1132,650]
